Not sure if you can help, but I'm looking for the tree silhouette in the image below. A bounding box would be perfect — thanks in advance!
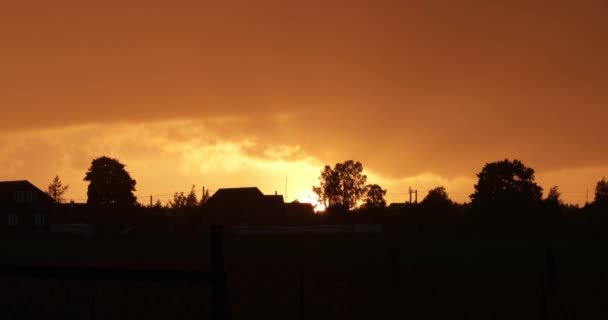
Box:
[200,188,211,206]
[470,159,543,212]
[545,186,562,206]
[170,185,199,208]
[594,177,608,207]
[84,156,137,208]
[186,185,198,207]
[170,192,188,209]
[363,184,387,209]
[312,160,367,210]
[46,175,69,203]
[421,186,453,209]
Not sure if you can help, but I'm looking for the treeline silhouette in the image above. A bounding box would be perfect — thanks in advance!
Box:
[43,157,608,237]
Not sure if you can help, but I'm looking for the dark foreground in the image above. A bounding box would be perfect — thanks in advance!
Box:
[2,231,608,319]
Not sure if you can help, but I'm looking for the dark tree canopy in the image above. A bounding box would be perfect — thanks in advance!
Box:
[47,175,69,203]
[421,186,453,208]
[313,160,367,210]
[594,177,608,207]
[470,159,543,212]
[546,186,562,205]
[363,184,387,209]
[84,156,137,208]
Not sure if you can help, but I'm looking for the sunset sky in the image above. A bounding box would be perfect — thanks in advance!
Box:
[1,1,606,206]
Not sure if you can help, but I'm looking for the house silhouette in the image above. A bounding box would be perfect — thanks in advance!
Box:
[0,180,54,233]
[205,187,286,225]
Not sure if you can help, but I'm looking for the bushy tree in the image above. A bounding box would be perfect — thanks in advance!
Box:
[47,175,69,203]
[363,184,387,209]
[421,186,453,207]
[84,156,137,208]
[470,159,543,213]
[313,160,367,210]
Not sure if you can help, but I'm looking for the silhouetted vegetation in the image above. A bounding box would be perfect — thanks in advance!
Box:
[46,175,69,203]
[362,184,387,209]
[4,157,608,237]
[84,156,137,208]
[594,177,608,208]
[170,185,199,209]
[312,160,368,211]
[420,186,453,210]
[470,159,543,213]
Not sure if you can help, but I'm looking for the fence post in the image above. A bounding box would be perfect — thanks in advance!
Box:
[390,248,400,289]
[210,225,226,320]
[541,247,556,320]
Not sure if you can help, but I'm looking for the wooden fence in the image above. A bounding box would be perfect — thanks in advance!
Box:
[0,225,227,320]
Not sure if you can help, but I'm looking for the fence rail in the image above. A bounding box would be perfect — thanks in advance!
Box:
[0,225,227,320]
[0,264,212,282]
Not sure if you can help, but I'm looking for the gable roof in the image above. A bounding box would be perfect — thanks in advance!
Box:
[206,187,265,208]
[0,180,54,203]
[0,180,30,193]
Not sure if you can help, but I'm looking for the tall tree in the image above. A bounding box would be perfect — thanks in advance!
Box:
[200,187,211,206]
[545,186,562,205]
[594,177,608,207]
[84,156,137,208]
[47,175,69,203]
[186,185,198,207]
[470,159,543,212]
[543,185,563,217]
[363,184,387,209]
[313,160,368,210]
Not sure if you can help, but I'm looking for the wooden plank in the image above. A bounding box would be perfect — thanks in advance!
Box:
[0,264,211,282]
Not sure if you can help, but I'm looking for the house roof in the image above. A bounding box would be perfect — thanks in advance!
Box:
[206,187,265,207]
[0,180,54,204]
[0,180,31,193]
[206,187,286,210]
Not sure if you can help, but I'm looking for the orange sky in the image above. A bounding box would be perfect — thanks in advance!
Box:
[1,1,607,205]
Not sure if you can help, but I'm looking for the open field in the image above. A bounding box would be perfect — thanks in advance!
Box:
[2,231,608,319]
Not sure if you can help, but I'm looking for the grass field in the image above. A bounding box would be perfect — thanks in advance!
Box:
[2,232,608,319]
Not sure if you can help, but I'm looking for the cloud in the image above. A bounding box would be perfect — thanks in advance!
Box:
[0,1,606,205]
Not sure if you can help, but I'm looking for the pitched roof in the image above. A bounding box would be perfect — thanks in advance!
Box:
[0,180,49,195]
[206,187,265,207]
[0,180,54,203]
[0,180,30,193]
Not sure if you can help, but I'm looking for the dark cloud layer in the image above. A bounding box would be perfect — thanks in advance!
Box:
[1,0,607,179]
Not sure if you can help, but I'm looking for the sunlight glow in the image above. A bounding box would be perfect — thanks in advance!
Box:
[297,192,325,213]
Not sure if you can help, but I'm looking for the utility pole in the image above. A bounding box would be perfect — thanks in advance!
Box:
[409,187,412,203]
[285,176,288,201]
[408,187,418,204]
[150,195,152,207]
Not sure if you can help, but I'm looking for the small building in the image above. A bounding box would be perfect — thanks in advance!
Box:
[0,180,54,233]
[284,201,316,223]
[204,187,287,225]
